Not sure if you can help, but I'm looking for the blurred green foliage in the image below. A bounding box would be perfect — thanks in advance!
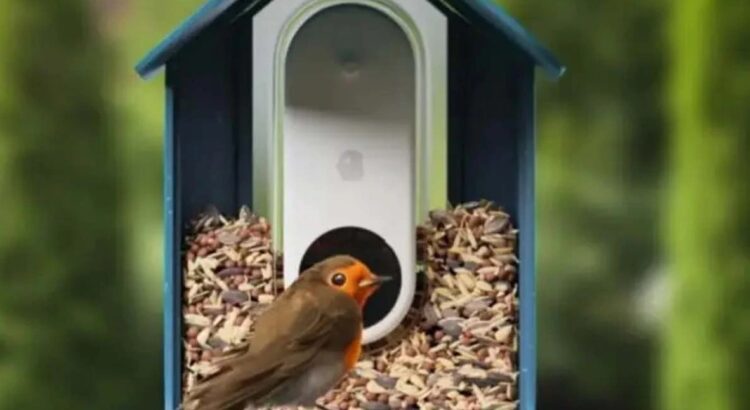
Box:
[664,0,750,409]
[0,0,196,408]
[504,0,667,408]
[0,0,151,408]
[0,0,747,409]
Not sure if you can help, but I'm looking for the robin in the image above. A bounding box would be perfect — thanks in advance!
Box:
[185,255,390,410]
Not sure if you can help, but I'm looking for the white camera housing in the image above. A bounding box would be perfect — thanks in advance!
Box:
[253,0,447,344]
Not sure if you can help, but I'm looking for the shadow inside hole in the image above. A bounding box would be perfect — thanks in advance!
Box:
[300,226,402,328]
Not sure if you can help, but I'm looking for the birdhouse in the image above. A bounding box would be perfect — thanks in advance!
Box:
[136,0,563,409]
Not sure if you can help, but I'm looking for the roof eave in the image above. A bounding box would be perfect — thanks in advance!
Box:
[135,0,239,79]
[460,0,565,80]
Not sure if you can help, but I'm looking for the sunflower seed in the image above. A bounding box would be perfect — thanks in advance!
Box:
[257,294,275,304]
[438,318,463,337]
[220,290,249,305]
[463,298,491,316]
[184,314,211,328]
[362,402,389,410]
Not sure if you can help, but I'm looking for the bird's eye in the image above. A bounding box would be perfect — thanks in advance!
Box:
[330,272,347,287]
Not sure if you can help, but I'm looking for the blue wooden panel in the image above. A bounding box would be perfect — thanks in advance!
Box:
[232,12,254,210]
[517,65,537,410]
[448,20,526,218]
[164,72,180,410]
[165,16,255,408]
[447,19,467,205]
[172,23,238,223]
[448,17,536,410]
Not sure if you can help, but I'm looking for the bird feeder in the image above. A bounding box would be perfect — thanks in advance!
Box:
[136,0,563,409]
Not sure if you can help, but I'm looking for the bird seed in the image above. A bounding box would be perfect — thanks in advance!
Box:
[181,200,519,410]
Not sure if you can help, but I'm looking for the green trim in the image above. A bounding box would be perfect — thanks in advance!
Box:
[430,75,448,211]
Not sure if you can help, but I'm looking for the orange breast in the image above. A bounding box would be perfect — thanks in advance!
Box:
[343,328,363,372]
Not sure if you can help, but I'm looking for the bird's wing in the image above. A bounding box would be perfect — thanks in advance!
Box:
[187,285,359,410]
[249,282,324,351]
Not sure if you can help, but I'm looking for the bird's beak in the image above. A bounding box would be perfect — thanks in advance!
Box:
[359,275,392,289]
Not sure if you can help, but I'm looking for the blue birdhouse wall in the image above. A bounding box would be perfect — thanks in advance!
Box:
[136,1,563,409]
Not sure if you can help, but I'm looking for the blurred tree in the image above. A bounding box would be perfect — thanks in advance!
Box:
[0,0,154,408]
[664,0,750,409]
[501,0,667,408]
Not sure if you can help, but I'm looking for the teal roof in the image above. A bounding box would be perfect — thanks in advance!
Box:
[135,0,565,79]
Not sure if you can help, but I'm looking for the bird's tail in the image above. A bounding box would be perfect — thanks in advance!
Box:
[182,354,285,410]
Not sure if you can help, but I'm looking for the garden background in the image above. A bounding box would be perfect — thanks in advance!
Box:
[0,0,747,409]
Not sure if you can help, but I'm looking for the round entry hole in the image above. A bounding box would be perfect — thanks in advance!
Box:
[300,226,401,328]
